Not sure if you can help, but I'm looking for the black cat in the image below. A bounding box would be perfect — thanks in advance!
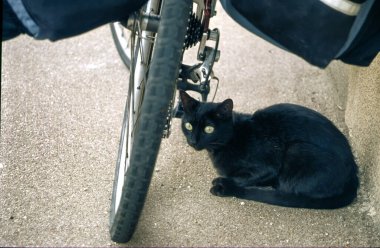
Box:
[179,90,359,209]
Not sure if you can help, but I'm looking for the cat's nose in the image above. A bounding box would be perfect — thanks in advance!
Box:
[188,139,197,146]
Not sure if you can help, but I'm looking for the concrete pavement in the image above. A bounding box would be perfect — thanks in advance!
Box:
[1,4,379,246]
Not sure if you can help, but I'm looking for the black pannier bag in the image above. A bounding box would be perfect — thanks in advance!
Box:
[220,0,380,68]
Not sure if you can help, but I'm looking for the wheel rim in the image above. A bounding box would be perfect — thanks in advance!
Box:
[114,85,133,213]
[113,6,157,219]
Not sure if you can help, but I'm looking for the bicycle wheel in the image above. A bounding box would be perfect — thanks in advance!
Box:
[110,22,132,69]
[110,0,192,243]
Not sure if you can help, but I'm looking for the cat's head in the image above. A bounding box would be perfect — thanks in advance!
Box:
[180,90,234,151]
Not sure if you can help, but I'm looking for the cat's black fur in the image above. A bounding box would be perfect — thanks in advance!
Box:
[179,91,359,209]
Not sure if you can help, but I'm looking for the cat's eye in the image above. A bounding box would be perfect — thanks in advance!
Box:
[204,126,215,134]
[184,122,193,131]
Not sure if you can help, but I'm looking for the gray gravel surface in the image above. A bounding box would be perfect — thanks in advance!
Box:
[1,4,380,246]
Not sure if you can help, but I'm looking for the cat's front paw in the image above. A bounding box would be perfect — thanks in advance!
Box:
[210,177,236,197]
[212,177,229,186]
[210,184,228,197]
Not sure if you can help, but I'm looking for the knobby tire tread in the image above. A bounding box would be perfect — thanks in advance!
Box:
[110,0,192,243]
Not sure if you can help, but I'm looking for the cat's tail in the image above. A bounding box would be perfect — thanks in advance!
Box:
[236,177,358,209]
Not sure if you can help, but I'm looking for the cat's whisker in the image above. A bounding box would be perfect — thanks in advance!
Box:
[210,142,223,145]
[209,142,225,147]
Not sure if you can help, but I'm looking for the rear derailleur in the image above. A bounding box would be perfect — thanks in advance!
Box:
[173,28,221,119]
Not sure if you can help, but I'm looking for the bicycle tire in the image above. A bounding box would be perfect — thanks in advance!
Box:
[110,22,131,69]
[110,0,192,243]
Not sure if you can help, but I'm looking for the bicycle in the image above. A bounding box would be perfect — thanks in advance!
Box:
[109,0,220,242]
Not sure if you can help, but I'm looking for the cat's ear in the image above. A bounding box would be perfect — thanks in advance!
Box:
[216,99,233,119]
[180,90,199,114]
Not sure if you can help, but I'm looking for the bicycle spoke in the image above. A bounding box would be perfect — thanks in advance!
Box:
[130,16,156,138]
